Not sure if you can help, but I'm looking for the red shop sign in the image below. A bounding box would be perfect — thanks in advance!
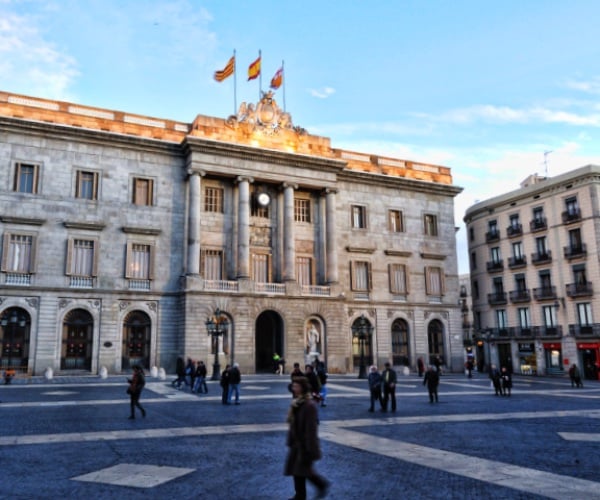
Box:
[543,343,561,349]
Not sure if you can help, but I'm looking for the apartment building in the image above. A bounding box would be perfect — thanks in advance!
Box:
[464,166,600,380]
[0,90,462,376]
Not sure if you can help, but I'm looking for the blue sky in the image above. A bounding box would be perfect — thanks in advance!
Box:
[2,0,600,273]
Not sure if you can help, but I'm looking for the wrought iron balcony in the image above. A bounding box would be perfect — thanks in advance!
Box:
[506,224,523,237]
[531,251,552,265]
[487,292,507,305]
[566,281,593,298]
[562,209,581,224]
[486,260,504,272]
[509,289,531,303]
[568,323,600,337]
[563,243,587,260]
[533,325,562,338]
[513,326,534,338]
[529,218,547,232]
[533,286,557,301]
[486,230,500,243]
[508,256,527,269]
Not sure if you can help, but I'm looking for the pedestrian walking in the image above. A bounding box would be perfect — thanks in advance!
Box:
[193,360,208,393]
[423,365,440,403]
[489,364,503,396]
[227,362,241,404]
[305,364,322,403]
[465,358,474,378]
[127,365,146,419]
[315,359,328,407]
[172,356,186,389]
[501,366,512,397]
[569,363,583,388]
[381,362,397,412]
[284,376,330,500]
[220,364,230,405]
[417,357,425,377]
[367,365,383,412]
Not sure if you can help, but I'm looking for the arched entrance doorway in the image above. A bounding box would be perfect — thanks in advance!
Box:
[122,310,151,370]
[255,311,283,373]
[61,308,93,370]
[352,316,373,371]
[427,319,445,366]
[391,318,410,367]
[0,307,31,371]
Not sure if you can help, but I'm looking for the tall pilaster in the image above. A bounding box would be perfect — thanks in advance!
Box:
[283,182,297,282]
[237,176,253,279]
[325,188,339,284]
[187,169,204,275]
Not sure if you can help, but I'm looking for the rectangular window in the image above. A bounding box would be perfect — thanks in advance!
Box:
[201,249,223,280]
[518,307,531,328]
[388,210,403,232]
[351,205,367,229]
[565,196,579,215]
[488,220,498,234]
[389,263,407,294]
[568,228,582,249]
[577,303,592,326]
[491,247,501,263]
[509,214,520,228]
[14,163,40,194]
[424,214,438,236]
[1,233,36,273]
[533,206,544,222]
[296,256,313,286]
[573,264,587,285]
[539,270,552,289]
[515,273,527,291]
[126,242,154,279]
[512,242,523,259]
[294,198,311,223]
[425,266,444,295]
[76,170,99,200]
[536,236,547,254]
[470,251,477,269]
[133,178,154,206]
[492,277,504,294]
[204,187,224,213]
[350,261,372,291]
[252,253,271,283]
[472,280,479,299]
[66,239,97,276]
[496,309,508,329]
[542,305,557,327]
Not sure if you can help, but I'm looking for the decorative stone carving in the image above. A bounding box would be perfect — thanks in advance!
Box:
[58,299,71,309]
[25,298,39,309]
[119,301,130,310]
[147,302,157,312]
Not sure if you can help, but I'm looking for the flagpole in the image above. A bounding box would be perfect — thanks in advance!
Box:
[258,49,262,100]
[282,60,286,112]
[233,49,237,115]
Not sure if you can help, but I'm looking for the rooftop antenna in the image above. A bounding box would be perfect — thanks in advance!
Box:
[543,150,553,177]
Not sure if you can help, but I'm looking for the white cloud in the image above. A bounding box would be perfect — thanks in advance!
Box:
[564,77,600,94]
[308,87,335,99]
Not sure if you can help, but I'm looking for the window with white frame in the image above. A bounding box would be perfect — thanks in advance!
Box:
[423,214,438,236]
[294,198,311,223]
[66,238,97,276]
[350,261,371,291]
[518,307,531,328]
[132,177,154,206]
[389,263,408,294]
[14,163,40,194]
[126,242,154,280]
[388,210,404,233]
[351,205,367,229]
[1,233,36,273]
[491,246,501,263]
[496,309,508,329]
[296,256,313,286]
[252,253,271,283]
[542,305,558,327]
[512,241,523,259]
[201,249,223,280]
[425,266,444,296]
[75,170,99,200]
[204,187,224,213]
[577,303,592,326]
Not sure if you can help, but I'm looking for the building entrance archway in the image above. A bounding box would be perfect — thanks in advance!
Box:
[255,311,283,373]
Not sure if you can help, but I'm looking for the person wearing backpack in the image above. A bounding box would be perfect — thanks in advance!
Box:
[127,365,146,419]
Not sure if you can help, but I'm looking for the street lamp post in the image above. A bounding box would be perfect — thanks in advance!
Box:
[205,308,229,381]
[351,315,373,379]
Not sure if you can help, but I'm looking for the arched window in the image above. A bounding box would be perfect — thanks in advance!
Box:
[351,316,373,369]
[62,309,93,370]
[122,311,151,370]
[427,319,445,365]
[391,318,410,366]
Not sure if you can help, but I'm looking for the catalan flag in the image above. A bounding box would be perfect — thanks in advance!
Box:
[214,55,235,82]
[270,67,283,90]
[248,55,261,81]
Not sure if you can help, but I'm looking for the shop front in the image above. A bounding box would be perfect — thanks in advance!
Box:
[543,342,564,375]
[577,342,600,380]
[518,342,536,375]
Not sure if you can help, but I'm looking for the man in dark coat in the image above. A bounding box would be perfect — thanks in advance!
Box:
[381,362,397,412]
[423,365,440,403]
[127,365,146,419]
[227,362,241,404]
[367,365,383,412]
[285,376,329,500]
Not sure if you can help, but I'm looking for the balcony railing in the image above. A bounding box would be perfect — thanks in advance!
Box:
[562,209,581,224]
[530,218,547,232]
[566,282,593,298]
[255,282,285,294]
[563,243,587,259]
[509,289,531,303]
[128,279,151,290]
[487,292,507,305]
[204,280,239,292]
[533,286,557,300]
[532,325,562,337]
[568,323,600,337]
[486,230,500,243]
[486,260,504,272]
[69,276,94,288]
[513,326,534,338]
[4,273,32,285]
[531,251,552,265]
[506,224,523,237]
[301,285,331,296]
[508,256,527,269]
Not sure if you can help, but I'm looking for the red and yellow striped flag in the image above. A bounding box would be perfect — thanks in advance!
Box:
[214,56,235,82]
[248,55,261,81]
[270,67,283,89]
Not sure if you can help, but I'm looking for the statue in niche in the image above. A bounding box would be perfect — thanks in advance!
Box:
[306,322,320,354]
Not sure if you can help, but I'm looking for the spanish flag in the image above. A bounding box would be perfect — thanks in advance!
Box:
[270,67,283,90]
[248,55,261,81]
[214,55,235,82]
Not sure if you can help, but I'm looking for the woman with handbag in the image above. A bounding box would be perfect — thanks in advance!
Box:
[127,365,146,419]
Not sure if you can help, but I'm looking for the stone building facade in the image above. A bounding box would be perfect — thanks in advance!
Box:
[464,166,600,380]
[0,90,462,376]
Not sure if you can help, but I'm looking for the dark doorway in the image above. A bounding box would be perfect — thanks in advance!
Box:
[61,308,93,371]
[122,310,151,370]
[0,307,31,371]
[255,311,283,373]
[427,319,445,365]
[497,343,513,373]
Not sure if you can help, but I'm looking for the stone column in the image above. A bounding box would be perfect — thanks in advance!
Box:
[237,176,253,279]
[283,182,297,282]
[325,188,338,284]
[187,169,204,275]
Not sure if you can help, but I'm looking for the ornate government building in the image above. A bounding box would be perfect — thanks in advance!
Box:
[0,90,462,376]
